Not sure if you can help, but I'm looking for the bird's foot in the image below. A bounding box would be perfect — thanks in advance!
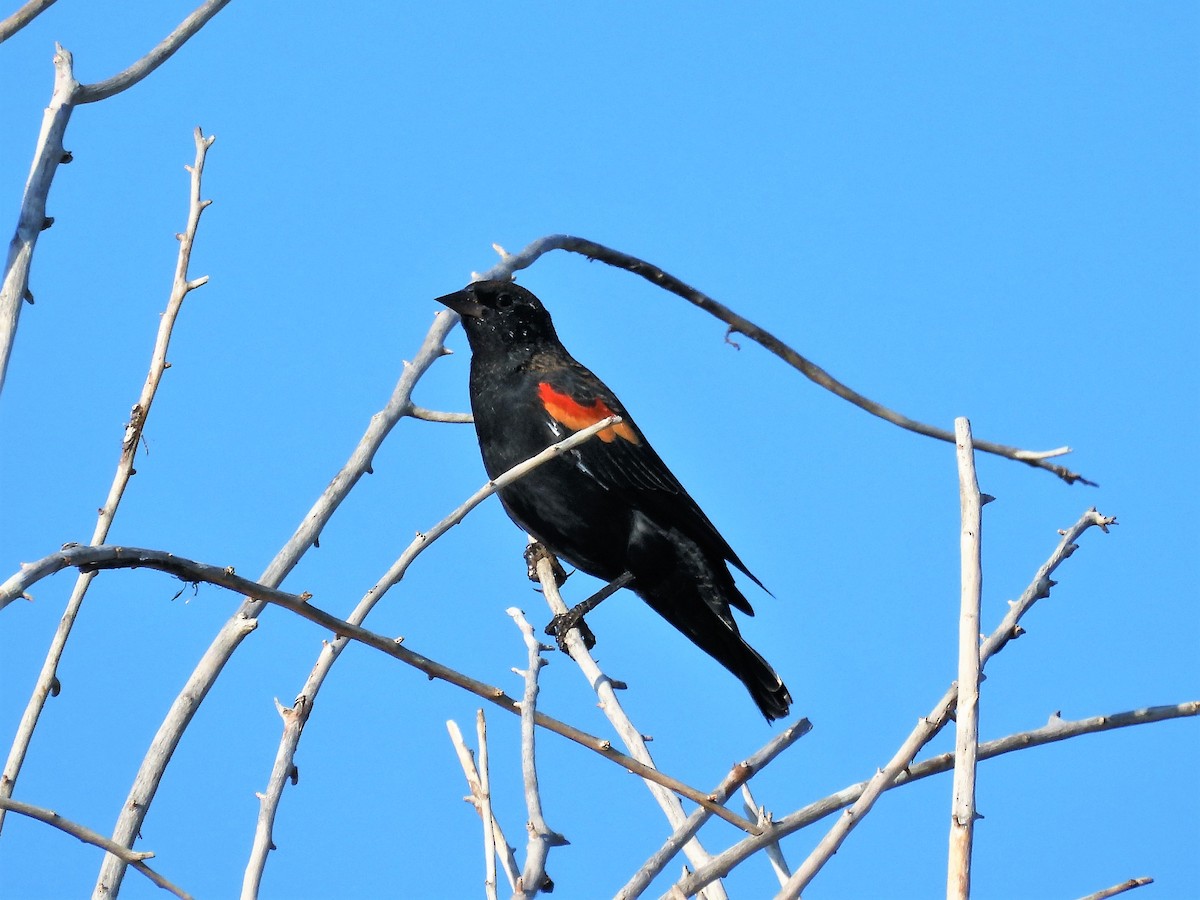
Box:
[542,571,635,654]
[524,541,568,586]
[545,609,597,652]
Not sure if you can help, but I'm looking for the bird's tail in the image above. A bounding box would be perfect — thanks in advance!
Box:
[637,574,792,722]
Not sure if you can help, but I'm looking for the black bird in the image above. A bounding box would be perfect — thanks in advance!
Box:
[436,279,791,721]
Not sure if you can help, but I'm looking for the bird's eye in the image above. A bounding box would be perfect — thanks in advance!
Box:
[495,292,514,309]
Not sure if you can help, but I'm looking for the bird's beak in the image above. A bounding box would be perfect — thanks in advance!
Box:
[434,288,486,319]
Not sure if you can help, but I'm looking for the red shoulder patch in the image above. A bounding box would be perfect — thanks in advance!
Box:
[537,382,640,444]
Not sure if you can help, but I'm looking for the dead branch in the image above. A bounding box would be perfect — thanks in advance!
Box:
[482,234,1093,486]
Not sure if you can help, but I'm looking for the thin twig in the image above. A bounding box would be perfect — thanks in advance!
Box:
[476,711,502,900]
[241,416,627,891]
[948,418,983,899]
[1075,877,1155,900]
[742,784,792,886]
[0,128,214,834]
[615,719,810,900]
[407,404,473,423]
[486,234,1094,486]
[509,609,567,898]
[0,544,745,826]
[0,0,57,43]
[96,312,462,896]
[676,509,1118,897]
[0,797,191,899]
[446,717,516,897]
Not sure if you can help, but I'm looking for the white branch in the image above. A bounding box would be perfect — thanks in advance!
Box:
[948,417,983,899]
[0,0,57,42]
[1075,877,1155,900]
[0,797,191,899]
[446,715,518,898]
[509,609,567,899]
[75,0,232,104]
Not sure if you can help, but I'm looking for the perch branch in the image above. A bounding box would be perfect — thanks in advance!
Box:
[948,418,983,899]
[532,541,752,896]
[615,718,810,900]
[0,0,56,42]
[0,128,214,834]
[0,797,191,899]
[485,234,1093,485]
[95,311,461,896]
[0,544,746,830]
[241,416,625,892]
[509,609,567,898]
[677,508,1119,897]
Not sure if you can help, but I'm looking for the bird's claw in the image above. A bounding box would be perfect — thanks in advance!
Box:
[545,612,596,652]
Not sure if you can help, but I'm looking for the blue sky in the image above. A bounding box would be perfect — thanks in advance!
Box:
[2,3,1197,898]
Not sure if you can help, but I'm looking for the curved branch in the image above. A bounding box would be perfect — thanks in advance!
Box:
[0,0,57,43]
[0,797,191,899]
[407,404,473,423]
[0,127,214,834]
[75,0,232,103]
[0,543,749,833]
[488,234,1095,486]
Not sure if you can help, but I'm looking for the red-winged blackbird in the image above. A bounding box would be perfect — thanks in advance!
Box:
[436,279,791,721]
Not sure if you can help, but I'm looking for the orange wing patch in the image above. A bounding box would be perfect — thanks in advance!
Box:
[537,382,639,444]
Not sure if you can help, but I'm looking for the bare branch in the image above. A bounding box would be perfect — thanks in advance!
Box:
[948,418,983,899]
[0,543,744,828]
[1076,877,1155,900]
[0,44,78,395]
[476,711,506,898]
[530,540,754,878]
[0,0,57,43]
[0,797,191,899]
[677,508,1119,897]
[482,234,1094,486]
[407,404,473,423]
[616,719,810,900]
[0,128,215,834]
[75,0,232,103]
[94,312,461,896]
[509,609,567,898]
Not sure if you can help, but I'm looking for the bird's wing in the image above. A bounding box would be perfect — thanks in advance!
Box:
[535,367,766,602]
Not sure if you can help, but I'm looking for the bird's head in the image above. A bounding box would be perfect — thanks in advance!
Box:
[435,280,560,356]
